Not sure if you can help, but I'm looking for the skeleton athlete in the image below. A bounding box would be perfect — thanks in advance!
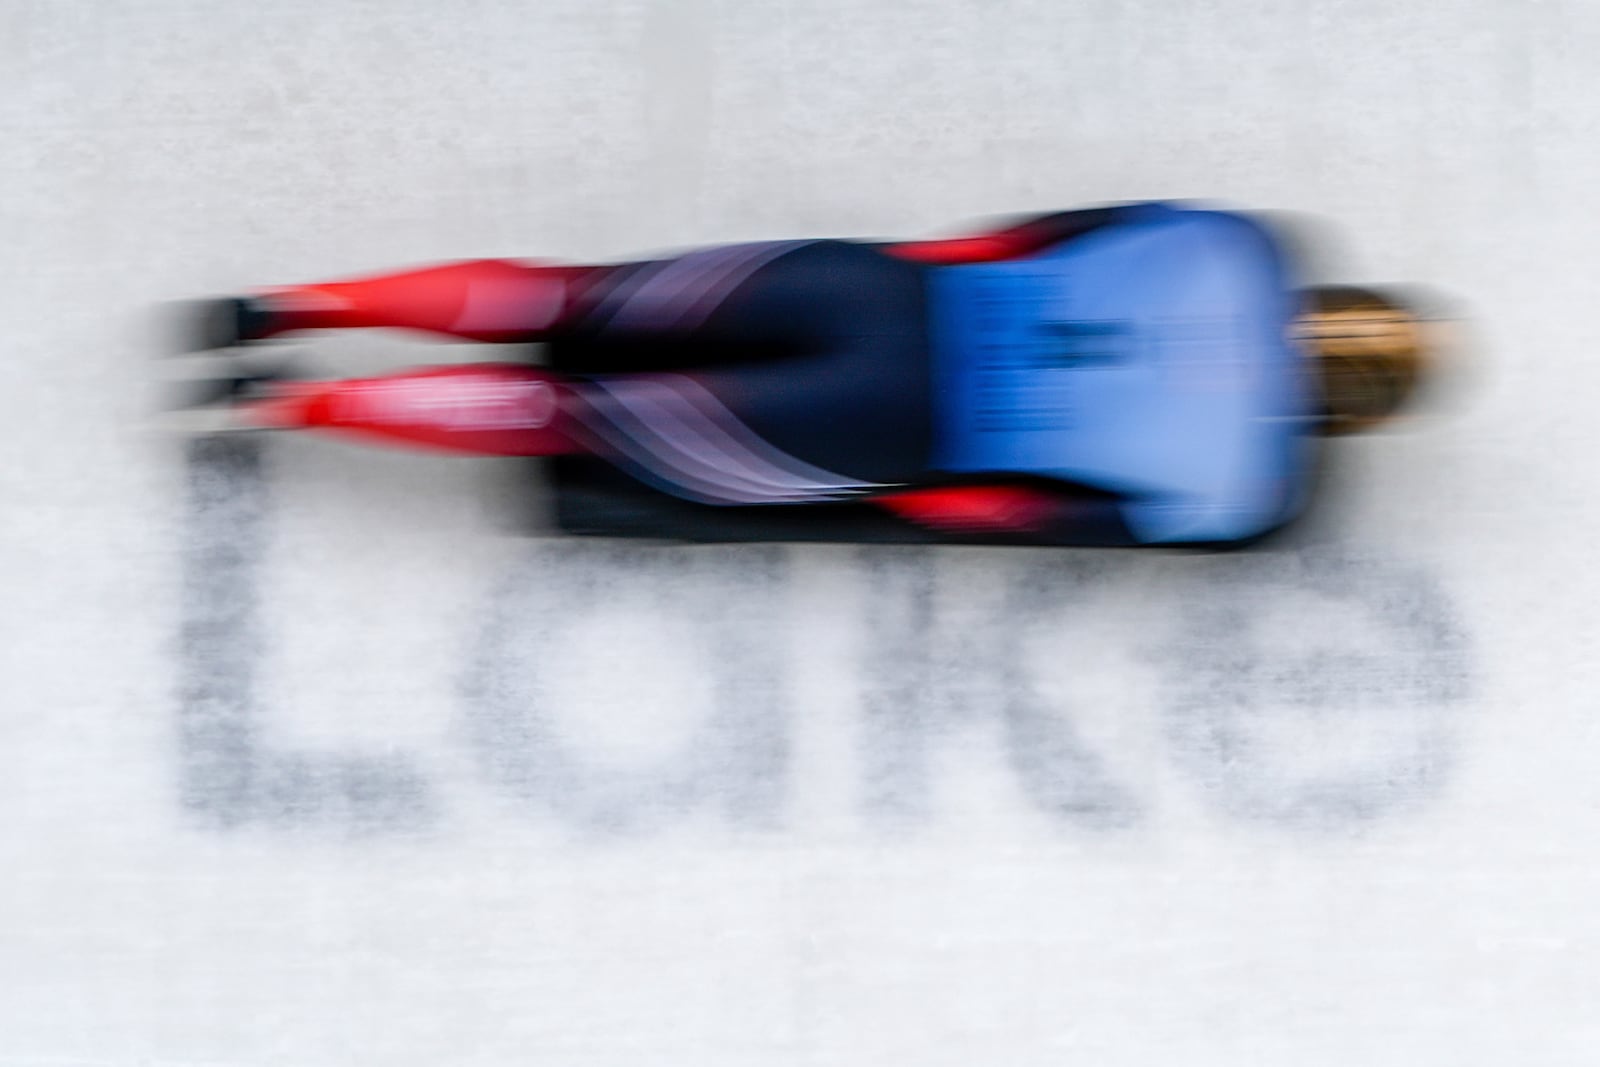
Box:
[177,202,1432,546]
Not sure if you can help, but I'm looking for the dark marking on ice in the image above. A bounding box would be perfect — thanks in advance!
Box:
[1158,548,1471,830]
[998,553,1143,827]
[177,437,434,833]
[178,437,1469,839]
[858,547,1140,829]
[461,540,789,835]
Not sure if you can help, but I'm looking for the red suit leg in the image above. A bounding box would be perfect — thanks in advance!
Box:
[244,260,598,343]
[238,364,585,456]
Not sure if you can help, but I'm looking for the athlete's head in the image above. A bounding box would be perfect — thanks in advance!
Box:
[1295,286,1433,434]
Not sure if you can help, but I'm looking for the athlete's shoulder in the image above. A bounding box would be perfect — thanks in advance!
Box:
[1126,201,1297,265]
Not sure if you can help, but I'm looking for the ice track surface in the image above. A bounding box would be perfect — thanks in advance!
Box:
[1,1,1590,1064]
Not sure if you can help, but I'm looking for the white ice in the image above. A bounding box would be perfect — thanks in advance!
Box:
[0,1,1588,1064]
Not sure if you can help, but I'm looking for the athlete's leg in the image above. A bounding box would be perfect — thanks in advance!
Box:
[189,259,610,348]
[191,238,846,351]
[189,241,845,352]
[191,234,893,355]
[228,363,586,455]
[220,357,897,509]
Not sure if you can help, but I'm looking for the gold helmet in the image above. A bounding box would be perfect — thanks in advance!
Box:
[1294,286,1434,434]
